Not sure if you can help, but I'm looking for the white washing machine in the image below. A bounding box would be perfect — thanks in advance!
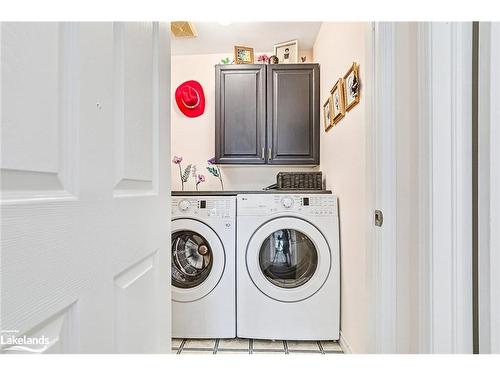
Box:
[237,193,340,340]
[171,195,236,338]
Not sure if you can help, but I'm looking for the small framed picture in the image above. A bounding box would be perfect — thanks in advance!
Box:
[323,97,334,131]
[330,78,346,124]
[273,40,298,64]
[343,62,360,111]
[234,46,254,64]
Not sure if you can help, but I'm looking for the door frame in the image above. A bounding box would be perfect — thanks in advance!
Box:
[478,21,500,354]
[416,22,473,354]
[368,22,474,353]
[366,21,398,354]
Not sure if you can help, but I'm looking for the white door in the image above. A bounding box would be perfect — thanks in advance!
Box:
[0,22,171,354]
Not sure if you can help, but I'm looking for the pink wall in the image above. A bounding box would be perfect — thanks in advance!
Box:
[313,22,370,353]
[170,51,315,192]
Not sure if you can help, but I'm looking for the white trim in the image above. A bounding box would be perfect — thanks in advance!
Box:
[417,22,433,354]
[364,21,377,354]
[489,21,500,356]
[339,330,353,354]
[478,21,500,354]
[417,22,473,354]
[369,22,398,354]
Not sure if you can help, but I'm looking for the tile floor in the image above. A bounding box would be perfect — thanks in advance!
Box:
[172,338,343,354]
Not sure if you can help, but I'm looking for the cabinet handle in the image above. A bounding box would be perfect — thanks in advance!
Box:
[261,147,265,160]
[268,147,272,160]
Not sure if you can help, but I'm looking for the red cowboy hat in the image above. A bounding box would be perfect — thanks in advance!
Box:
[175,80,205,118]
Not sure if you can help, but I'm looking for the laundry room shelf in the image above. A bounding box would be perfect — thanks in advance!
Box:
[171,190,332,196]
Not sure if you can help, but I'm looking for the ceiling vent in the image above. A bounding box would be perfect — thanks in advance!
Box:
[171,22,198,38]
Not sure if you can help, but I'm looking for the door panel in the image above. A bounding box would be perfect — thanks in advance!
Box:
[215,64,266,164]
[113,23,155,195]
[1,23,78,199]
[0,22,171,354]
[114,250,160,354]
[267,64,320,165]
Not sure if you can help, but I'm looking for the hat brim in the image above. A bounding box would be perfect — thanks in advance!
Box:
[175,80,206,118]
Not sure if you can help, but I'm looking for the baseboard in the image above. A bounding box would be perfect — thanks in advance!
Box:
[339,330,353,354]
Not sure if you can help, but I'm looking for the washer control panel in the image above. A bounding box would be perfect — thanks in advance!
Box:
[237,194,337,216]
[172,197,235,219]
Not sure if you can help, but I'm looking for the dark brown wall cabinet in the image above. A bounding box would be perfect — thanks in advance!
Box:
[215,63,320,165]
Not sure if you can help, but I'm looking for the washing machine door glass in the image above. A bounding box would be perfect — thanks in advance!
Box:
[172,230,213,289]
[246,217,331,302]
[259,229,318,289]
[171,219,226,303]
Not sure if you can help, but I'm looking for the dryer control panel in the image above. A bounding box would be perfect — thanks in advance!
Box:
[237,194,337,217]
[172,197,235,219]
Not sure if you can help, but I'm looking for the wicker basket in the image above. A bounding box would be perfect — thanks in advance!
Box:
[276,172,323,190]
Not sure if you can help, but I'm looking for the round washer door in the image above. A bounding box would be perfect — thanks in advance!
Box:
[246,217,331,302]
[172,219,225,302]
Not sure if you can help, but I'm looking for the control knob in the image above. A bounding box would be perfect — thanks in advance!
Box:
[178,200,191,211]
[281,197,294,208]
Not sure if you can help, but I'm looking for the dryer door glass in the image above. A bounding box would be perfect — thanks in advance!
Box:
[172,230,213,288]
[259,229,318,289]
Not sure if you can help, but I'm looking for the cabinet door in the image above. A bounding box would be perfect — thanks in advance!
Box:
[267,64,320,165]
[215,64,266,164]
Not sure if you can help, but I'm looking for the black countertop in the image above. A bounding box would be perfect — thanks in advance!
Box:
[171,190,332,196]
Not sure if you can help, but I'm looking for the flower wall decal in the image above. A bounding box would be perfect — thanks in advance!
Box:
[172,155,192,191]
[171,156,223,191]
[195,174,206,191]
[206,157,224,191]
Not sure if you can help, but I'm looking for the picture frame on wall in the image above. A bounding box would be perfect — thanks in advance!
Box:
[234,45,254,64]
[323,97,334,131]
[273,40,298,64]
[330,78,346,124]
[343,62,360,111]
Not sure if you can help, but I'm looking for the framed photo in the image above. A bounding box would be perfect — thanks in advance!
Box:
[273,40,298,64]
[343,62,360,111]
[330,78,346,124]
[234,46,254,64]
[323,97,334,131]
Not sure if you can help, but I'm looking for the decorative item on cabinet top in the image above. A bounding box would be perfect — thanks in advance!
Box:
[234,45,254,64]
[269,55,279,64]
[257,54,270,64]
[273,40,299,63]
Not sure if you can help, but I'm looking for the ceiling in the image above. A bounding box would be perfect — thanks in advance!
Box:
[171,22,322,55]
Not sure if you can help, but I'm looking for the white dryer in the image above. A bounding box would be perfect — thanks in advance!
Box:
[237,193,340,340]
[171,195,236,338]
